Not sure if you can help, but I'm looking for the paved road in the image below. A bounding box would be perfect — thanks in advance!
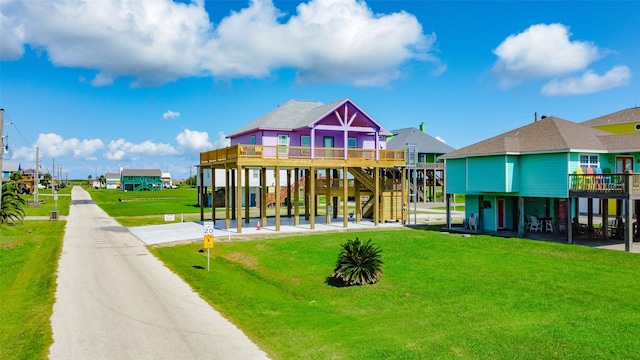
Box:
[49,187,268,359]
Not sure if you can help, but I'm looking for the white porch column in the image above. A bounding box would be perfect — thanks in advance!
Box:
[310,128,315,160]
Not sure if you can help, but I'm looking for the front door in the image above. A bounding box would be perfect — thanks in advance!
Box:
[497,199,505,229]
[616,156,634,173]
[323,136,334,159]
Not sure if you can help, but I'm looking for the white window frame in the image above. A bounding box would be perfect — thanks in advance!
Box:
[579,154,599,170]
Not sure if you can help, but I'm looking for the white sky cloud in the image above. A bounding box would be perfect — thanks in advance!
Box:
[0,0,437,87]
[105,138,179,161]
[176,128,213,152]
[492,23,601,88]
[163,110,181,120]
[541,66,632,96]
[10,133,104,161]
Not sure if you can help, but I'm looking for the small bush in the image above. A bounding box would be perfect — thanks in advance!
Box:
[332,237,383,286]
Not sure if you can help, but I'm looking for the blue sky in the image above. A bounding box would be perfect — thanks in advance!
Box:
[1,0,638,179]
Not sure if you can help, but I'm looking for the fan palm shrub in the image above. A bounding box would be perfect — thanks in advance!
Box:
[1,180,27,224]
[332,237,383,286]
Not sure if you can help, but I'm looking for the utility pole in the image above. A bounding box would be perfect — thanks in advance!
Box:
[0,108,4,215]
[34,147,39,203]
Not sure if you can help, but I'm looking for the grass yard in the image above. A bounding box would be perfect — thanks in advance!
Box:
[87,186,202,218]
[22,188,73,217]
[151,228,640,359]
[0,221,65,359]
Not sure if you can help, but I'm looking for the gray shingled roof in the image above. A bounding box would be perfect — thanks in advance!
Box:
[386,127,456,154]
[229,98,391,137]
[581,107,640,126]
[442,116,613,159]
[599,132,640,152]
[2,161,21,173]
[121,169,161,177]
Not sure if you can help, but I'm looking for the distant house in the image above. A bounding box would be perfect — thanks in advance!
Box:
[105,172,120,189]
[120,169,163,191]
[442,114,639,250]
[2,161,21,181]
[161,172,172,188]
[387,123,455,202]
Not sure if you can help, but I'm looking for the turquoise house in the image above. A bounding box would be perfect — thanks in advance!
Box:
[442,115,640,250]
[120,169,163,191]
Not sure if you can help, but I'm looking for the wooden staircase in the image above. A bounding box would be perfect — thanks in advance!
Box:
[350,167,404,222]
[265,176,306,207]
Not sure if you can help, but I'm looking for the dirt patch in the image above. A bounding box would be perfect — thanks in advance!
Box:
[3,242,22,249]
[222,252,259,270]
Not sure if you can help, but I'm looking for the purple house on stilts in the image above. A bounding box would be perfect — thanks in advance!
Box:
[199,98,409,233]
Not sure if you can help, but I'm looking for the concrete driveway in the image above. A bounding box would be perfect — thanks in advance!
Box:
[49,187,268,359]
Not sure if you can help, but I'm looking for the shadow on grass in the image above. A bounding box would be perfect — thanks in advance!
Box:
[325,276,348,288]
[192,265,205,270]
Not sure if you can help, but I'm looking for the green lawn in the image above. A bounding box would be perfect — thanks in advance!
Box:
[151,229,640,359]
[22,188,72,217]
[0,221,65,359]
[87,186,202,217]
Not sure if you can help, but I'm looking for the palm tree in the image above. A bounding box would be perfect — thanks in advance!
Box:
[1,180,27,224]
[98,175,106,187]
[332,238,383,286]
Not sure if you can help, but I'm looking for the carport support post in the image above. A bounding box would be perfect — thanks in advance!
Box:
[261,168,267,228]
[275,165,281,231]
[287,170,292,217]
[325,168,331,224]
[567,197,573,244]
[244,167,250,224]
[211,167,216,225]
[309,166,315,229]
[517,197,525,237]
[225,165,230,230]
[445,193,451,229]
[625,171,633,252]
[602,199,609,240]
[294,168,300,225]
[199,167,204,221]
[236,164,242,234]
[343,166,348,229]
[374,167,380,226]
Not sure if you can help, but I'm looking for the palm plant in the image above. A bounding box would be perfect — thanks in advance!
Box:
[1,181,27,224]
[332,238,383,286]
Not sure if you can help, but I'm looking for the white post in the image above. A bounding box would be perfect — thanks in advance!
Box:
[0,109,4,214]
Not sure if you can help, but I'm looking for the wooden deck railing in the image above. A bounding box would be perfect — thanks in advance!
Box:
[200,144,405,164]
[568,172,640,195]
[416,163,445,170]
